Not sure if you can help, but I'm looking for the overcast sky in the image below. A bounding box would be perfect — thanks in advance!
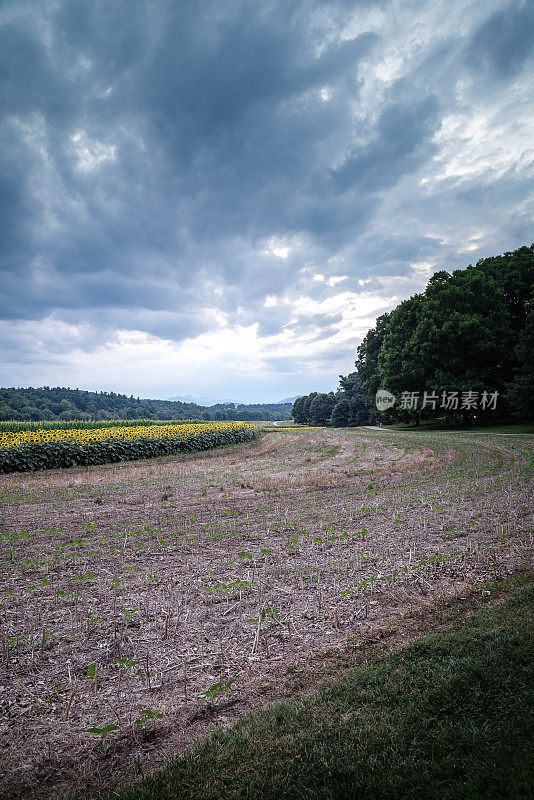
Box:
[1,0,533,403]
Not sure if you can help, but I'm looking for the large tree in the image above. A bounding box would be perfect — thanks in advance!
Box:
[507,304,534,418]
[332,372,376,426]
[355,312,391,408]
[376,249,532,422]
[309,393,335,425]
[411,268,514,404]
[475,244,534,338]
[297,246,534,427]
[378,295,428,422]
[291,392,319,425]
[331,397,351,427]
[291,396,307,424]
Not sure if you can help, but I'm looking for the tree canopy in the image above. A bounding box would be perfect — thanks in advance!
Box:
[356,244,533,423]
[291,373,376,428]
[296,244,533,427]
[507,303,534,418]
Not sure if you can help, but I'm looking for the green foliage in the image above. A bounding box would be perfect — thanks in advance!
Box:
[83,723,120,749]
[0,426,258,474]
[291,393,317,425]
[0,387,292,423]
[355,244,534,424]
[309,393,336,425]
[297,245,533,426]
[507,304,534,417]
[291,392,335,426]
[330,397,351,427]
[355,312,391,408]
[295,375,376,427]
[197,679,236,702]
[405,268,512,392]
[378,294,429,407]
[475,244,534,334]
[134,709,163,730]
[332,372,376,427]
[291,395,308,424]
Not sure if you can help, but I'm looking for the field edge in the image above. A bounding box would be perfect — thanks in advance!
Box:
[67,572,534,800]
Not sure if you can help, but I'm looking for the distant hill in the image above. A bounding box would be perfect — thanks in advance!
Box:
[169,394,300,406]
[0,387,293,422]
[168,394,244,406]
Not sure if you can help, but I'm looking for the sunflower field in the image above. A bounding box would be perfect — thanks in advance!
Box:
[0,422,258,474]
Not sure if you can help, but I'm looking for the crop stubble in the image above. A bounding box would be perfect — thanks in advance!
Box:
[0,428,532,798]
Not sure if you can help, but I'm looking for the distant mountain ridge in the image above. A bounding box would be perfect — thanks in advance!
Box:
[168,395,244,406]
[168,394,300,406]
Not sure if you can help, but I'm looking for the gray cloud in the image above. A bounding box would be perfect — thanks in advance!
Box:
[330,95,441,192]
[1,0,532,399]
[467,1,534,79]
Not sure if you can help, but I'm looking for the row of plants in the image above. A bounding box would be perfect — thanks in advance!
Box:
[0,418,203,433]
[0,422,258,473]
[1,422,250,449]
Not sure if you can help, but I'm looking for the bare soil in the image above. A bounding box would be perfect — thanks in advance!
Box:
[0,427,532,799]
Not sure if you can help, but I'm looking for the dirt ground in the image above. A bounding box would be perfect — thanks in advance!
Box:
[0,427,532,799]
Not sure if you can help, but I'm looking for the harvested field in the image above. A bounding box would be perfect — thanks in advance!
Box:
[0,427,533,799]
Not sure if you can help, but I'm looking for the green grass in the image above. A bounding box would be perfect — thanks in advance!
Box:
[87,577,534,800]
[383,420,534,434]
[455,421,534,434]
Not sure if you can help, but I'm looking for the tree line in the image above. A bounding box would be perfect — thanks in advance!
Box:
[0,387,293,422]
[293,244,533,426]
[291,373,376,427]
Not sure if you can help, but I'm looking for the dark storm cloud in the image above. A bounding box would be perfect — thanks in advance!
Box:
[0,0,383,331]
[1,0,533,397]
[467,1,534,79]
[330,95,441,193]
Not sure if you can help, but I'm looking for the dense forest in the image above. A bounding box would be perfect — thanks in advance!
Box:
[294,244,534,426]
[0,387,292,422]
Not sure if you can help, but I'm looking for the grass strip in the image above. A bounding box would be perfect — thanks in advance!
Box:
[383,421,534,434]
[88,578,534,800]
